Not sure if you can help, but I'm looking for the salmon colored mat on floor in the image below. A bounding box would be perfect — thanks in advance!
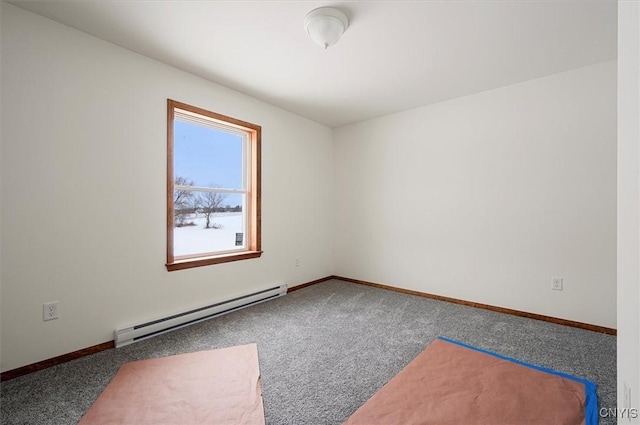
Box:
[78,343,265,425]
[343,337,597,425]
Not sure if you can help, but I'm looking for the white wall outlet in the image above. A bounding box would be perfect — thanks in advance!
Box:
[295,257,301,267]
[551,276,563,291]
[43,302,59,321]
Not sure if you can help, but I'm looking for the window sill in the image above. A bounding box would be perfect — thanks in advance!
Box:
[166,251,263,271]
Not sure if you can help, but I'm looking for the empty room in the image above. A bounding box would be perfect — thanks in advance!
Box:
[1,1,639,424]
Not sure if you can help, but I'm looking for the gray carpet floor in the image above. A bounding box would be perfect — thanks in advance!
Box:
[1,279,616,425]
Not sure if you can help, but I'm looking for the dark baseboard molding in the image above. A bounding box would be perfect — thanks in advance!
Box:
[2,274,614,382]
[333,275,617,336]
[1,341,115,382]
[287,276,335,292]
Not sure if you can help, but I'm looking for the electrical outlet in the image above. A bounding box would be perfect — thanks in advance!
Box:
[551,277,563,291]
[295,258,301,267]
[43,302,59,321]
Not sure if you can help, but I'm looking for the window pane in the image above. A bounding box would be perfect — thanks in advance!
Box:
[173,191,246,257]
[174,120,244,190]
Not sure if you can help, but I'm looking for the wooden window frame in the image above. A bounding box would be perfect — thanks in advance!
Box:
[166,99,261,271]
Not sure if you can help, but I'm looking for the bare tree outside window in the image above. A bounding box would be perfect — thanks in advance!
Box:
[198,189,227,229]
[174,176,197,227]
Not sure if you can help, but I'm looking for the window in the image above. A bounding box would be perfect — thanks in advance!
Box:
[166,99,261,271]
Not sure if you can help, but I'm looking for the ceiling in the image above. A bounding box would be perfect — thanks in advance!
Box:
[10,1,617,127]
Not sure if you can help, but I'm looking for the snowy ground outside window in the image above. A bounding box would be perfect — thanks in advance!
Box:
[173,212,244,257]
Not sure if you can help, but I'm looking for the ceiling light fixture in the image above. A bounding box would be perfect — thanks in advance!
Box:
[304,7,349,50]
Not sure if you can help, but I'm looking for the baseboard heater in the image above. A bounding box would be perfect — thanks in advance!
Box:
[115,283,287,348]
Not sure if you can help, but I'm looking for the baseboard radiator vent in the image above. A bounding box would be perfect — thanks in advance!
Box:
[115,283,287,348]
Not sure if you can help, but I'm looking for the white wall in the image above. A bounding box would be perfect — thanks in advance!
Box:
[0,0,4,371]
[0,4,334,372]
[618,1,640,420]
[334,60,617,329]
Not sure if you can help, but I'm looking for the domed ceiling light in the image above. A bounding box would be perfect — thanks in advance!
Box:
[304,7,349,49]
